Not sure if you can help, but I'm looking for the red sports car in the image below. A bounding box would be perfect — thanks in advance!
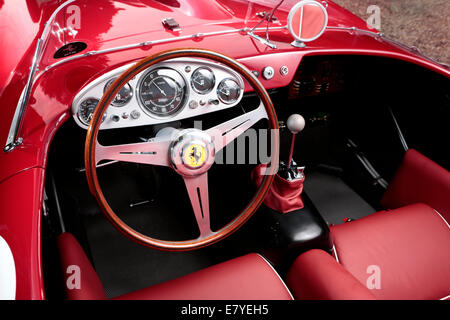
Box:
[0,0,448,302]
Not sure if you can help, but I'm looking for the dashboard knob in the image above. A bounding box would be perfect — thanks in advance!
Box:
[287,114,305,134]
[130,110,140,119]
[189,100,198,109]
[262,66,274,80]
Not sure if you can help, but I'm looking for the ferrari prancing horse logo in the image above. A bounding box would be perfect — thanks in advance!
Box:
[184,144,207,168]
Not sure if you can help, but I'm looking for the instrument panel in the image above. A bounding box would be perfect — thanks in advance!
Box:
[71,58,245,130]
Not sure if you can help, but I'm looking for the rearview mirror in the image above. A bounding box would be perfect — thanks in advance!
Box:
[287,0,328,47]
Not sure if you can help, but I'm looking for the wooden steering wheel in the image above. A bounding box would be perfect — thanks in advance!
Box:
[85,48,279,251]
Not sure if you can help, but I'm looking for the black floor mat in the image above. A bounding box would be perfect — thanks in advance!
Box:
[79,162,257,299]
[83,211,216,299]
[304,171,375,225]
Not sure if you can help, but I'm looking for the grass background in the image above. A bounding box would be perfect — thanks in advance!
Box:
[333,0,449,65]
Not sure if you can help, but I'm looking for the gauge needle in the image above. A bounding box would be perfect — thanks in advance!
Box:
[220,88,230,96]
[193,77,204,86]
[153,82,167,96]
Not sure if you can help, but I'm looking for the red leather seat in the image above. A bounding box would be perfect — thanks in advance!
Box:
[115,253,293,300]
[381,149,450,222]
[287,149,450,300]
[287,203,450,300]
[58,233,293,300]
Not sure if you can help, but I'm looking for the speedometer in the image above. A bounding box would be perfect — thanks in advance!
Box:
[138,68,187,117]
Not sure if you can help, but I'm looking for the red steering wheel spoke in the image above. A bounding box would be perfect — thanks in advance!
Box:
[95,138,171,166]
[207,101,268,152]
[183,173,212,238]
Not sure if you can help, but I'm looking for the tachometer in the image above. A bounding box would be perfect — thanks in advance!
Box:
[191,67,215,94]
[138,68,187,117]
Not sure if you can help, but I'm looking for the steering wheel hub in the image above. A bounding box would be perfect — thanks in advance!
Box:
[170,129,215,176]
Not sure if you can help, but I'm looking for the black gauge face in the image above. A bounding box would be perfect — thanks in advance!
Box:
[217,78,241,104]
[138,68,187,117]
[77,98,105,125]
[104,78,133,107]
[191,67,215,94]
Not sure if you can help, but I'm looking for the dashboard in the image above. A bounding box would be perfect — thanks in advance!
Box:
[71,58,245,130]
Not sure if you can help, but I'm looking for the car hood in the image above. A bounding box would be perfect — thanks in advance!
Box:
[39,0,368,66]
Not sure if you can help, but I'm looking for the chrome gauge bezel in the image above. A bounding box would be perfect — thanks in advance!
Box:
[136,67,189,119]
[71,58,245,130]
[217,78,242,105]
[190,67,216,95]
[77,97,101,126]
[104,78,133,107]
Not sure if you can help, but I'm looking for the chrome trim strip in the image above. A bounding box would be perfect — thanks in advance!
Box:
[256,253,295,300]
[332,245,340,263]
[4,40,42,152]
[433,209,450,228]
[388,107,409,152]
[4,0,76,152]
[42,26,288,73]
[247,31,277,49]
[326,26,380,37]
[440,295,450,300]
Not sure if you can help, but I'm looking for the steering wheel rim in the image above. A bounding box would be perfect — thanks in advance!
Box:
[85,48,279,251]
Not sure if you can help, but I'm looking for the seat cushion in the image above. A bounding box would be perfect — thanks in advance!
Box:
[58,233,106,300]
[115,253,293,300]
[287,249,376,300]
[331,203,450,300]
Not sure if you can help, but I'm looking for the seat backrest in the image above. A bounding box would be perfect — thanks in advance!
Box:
[381,148,450,222]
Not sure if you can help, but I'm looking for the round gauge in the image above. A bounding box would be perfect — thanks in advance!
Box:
[191,67,215,94]
[104,78,133,107]
[77,98,106,125]
[217,78,241,104]
[138,68,187,117]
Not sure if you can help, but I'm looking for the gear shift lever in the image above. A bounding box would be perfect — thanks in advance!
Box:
[251,113,307,213]
[286,114,306,167]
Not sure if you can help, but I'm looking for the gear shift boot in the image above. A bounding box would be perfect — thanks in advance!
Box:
[252,164,305,213]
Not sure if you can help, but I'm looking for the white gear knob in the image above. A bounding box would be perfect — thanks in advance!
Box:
[287,114,305,134]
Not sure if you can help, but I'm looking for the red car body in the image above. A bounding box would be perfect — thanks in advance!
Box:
[0,0,448,300]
